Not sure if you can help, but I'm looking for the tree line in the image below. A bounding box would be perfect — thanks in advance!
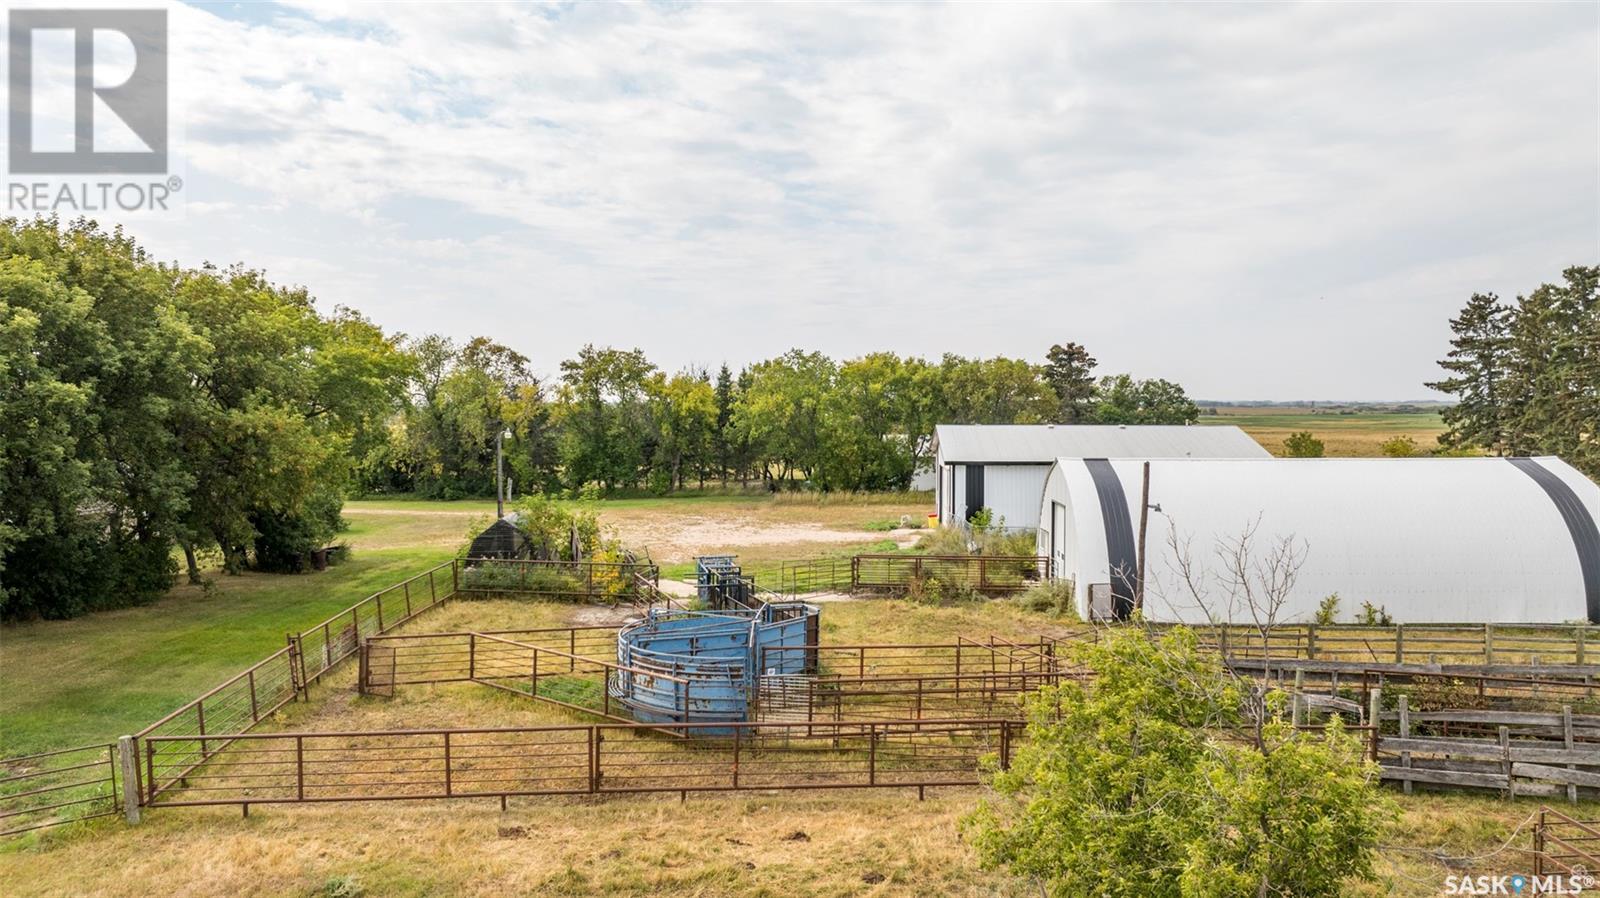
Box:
[2,219,411,618]
[1427,265,1598,477]
[369,339,1201,500]
[1,218,1198,619]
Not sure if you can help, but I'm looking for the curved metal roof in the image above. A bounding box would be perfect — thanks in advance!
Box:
[1039,456,1600,624]
[934,423,1268,463]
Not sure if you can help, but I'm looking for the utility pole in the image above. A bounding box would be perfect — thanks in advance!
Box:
[495,428,511,519]
[1136,461,1150,613]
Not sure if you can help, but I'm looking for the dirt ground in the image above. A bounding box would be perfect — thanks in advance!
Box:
[344,498,929,565]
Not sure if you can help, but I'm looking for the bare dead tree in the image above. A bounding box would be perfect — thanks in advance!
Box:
[1145,512,1310,747]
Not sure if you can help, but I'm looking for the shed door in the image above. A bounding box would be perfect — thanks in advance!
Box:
[1051,501,1066,575]
[965,464,985,521]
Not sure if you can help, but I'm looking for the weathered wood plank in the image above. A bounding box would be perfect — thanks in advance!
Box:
[1512,763,1600,788]
[1379,737,1600,766]
[1379,766,1507,788]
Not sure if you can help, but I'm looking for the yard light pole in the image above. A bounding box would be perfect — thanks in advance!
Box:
[1135,461,1162,614]
[496,428,512,519]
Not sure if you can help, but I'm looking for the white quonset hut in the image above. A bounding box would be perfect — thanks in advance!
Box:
[931,424,1269,530]
[1036,457,1600,625]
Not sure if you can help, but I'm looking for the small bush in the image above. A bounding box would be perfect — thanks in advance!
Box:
[1013,580,1079,618]
[1379,435,1419,458]
[1314,593,1340,625]
[1283,431,1325,458]
[1356,601,1394,626]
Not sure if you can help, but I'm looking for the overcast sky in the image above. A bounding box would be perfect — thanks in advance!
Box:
[110,2,1600,398]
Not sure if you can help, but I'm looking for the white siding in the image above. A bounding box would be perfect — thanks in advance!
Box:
[978,465,1050,530]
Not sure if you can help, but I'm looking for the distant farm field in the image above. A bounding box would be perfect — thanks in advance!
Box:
[1201,405,1451,457]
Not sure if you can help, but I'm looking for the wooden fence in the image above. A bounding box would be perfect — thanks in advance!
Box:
[1155,622,1600,667]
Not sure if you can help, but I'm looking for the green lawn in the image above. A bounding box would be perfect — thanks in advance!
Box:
[0,545,449,756]
[0,492,927,757]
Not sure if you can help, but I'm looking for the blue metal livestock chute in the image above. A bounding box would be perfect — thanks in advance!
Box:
[614,601,819,732]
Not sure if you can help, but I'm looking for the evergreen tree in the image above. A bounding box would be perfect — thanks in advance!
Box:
[1425,292,1512,454]
[1043,342,1098,423]
[713,363,735,484]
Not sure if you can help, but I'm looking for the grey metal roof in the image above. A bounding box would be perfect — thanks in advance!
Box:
[933,424,1270,463]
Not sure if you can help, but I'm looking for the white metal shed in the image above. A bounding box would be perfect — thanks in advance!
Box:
[931,424,1269,530]
[1035,456,1600,624]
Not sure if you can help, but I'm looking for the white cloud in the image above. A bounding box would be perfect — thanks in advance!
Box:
[108,0,1600,398]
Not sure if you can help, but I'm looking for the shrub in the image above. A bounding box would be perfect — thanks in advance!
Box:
[1357,601,1394,626]
[964,627,1390,897]
[1379,435,1419,457]
[1314,593,1341,625]
[1013,580,1079,618]
[1283,431,1325,458]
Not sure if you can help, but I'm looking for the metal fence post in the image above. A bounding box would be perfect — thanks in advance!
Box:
[443,732,452,797]
[867,723,877,786]
[144,739,156,805]
[117,736,141,824]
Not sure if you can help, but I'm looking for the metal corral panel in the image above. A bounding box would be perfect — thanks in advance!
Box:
[1037,456,1600,624]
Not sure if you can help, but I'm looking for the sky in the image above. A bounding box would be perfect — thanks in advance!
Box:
[21,1,1600,399]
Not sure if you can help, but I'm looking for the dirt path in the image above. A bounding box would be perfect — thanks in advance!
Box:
[344,502,926,563]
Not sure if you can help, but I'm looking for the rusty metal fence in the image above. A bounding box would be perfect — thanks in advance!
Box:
[0,743,121,836]
[456,558,659,604]
[850,554,1051,594]
[294,560,457,687]
[1534,807,1600,876]
[358,626,622,692]
[140,719,1015,809]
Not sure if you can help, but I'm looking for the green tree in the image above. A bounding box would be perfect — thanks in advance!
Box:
[1428,268,1598,477]
[712,363,736,484]
[1425,292,1512,454]
[555,345,655,492]
[735,349,836,487]
[646,368,718,492]
[1,218,410,614]
[1043,342,1098,422]
[817,353,929,491]
[1092,374,1200,425]
[965,628,1388,898]
[1282,431,1325,458]
[936,354,1058,425]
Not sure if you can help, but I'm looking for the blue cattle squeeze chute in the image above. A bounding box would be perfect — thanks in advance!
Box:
[614,602,820,733]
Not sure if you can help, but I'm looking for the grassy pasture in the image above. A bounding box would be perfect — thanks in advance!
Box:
[6,495,1595,897]
[1201,405,1450,457]
[0,493,929,758]
[4,589,1593,895]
